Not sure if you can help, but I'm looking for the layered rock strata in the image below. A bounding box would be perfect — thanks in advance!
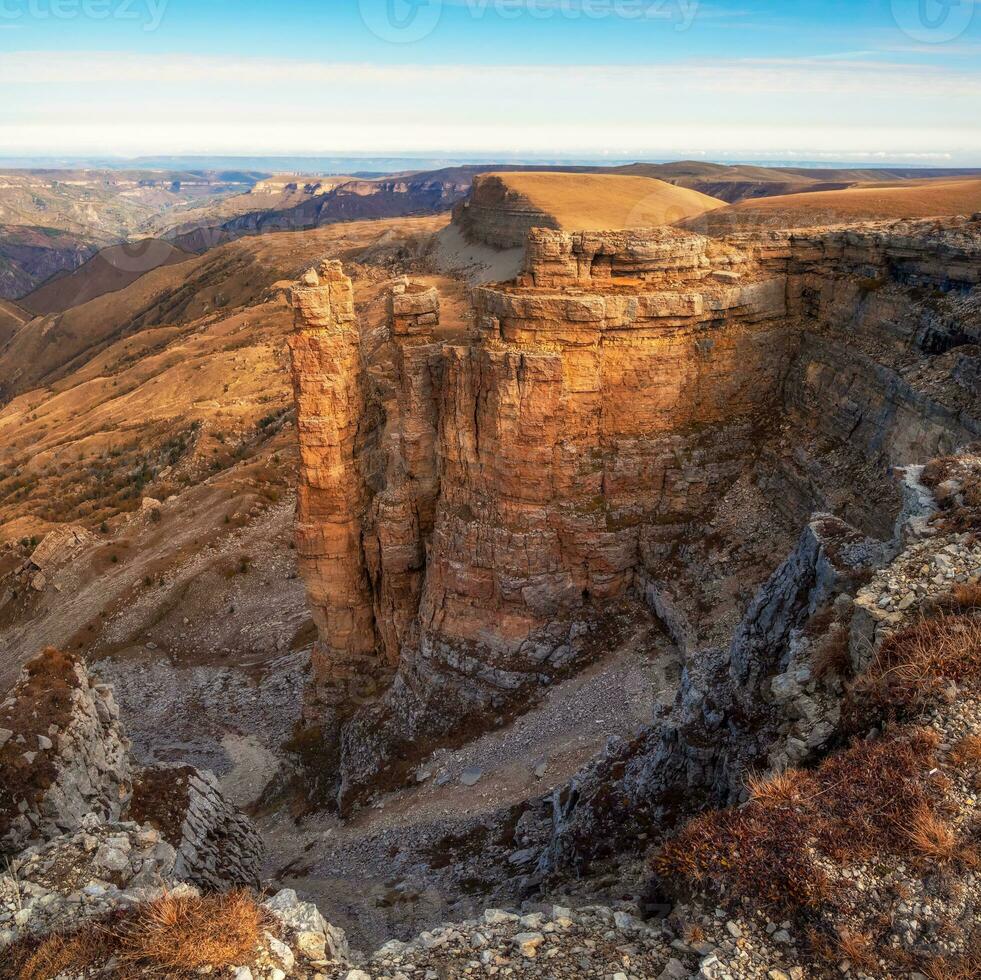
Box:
[289,217,981,809]
[452,173,563,248]
[129,765,264,890]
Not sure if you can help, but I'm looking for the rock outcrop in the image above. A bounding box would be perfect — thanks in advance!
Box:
[0,649,130,853]
[538,513,881,872]
[288,217,981,811]
[453,173,563,248]
[0,649,262,889]
[129,765,264,891]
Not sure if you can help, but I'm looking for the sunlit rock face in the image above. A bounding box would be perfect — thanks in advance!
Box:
[289,218,981,810]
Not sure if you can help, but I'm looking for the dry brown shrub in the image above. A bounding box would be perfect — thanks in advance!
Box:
[922,946,981,980]
[745,769,814,806]
[852,612,981,717]
[654,729,972,915]
[947,582,981,611]
[905,803,961,862]
[811,627,852,679]
[950,734,981,769]
[652,798,831,911]
[114,889,266,974]
[7,923,115,980]
[836,927,879,974]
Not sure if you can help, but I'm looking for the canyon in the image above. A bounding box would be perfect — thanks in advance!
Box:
[0,165,979,978]
[288,212,981,814]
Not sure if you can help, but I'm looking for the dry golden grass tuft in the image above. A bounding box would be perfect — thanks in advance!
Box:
[115,889,267,973]
[852,612,981,717]
[3,890,270,979]
[11,925,115,980]
[949,734,981,769]
[744,769,812,807]
[905,803,964,863]
[947,582,981,612]
[653,728,974,916]
[835,927,879,974]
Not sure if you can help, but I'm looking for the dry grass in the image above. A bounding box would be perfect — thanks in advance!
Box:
[745,769,811,806]
[905,803,964,863]
[4,890,270,979]
[836,927,879,974]
[653,729,973,915]
[920,455,981,532]
[115,889,267,974]
[811,626,852,680]
[479,171,724,230]
[947,582,981,612]
[851,612,981,718]
[921,945,981,980]
[10,924,116,980]
[684,177,981,233]
[949,734,981,769]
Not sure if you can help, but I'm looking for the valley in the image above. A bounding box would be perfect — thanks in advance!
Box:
[1,162,980,979]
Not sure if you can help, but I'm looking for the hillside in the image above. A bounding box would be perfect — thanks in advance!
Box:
[681,176,981,232]
[150,174,355,238]
[0,223,103,298]
[166,168,479,252]
[20,239,191,315]
[0,169,260,299]
[0,213,447,403]
[615,160,981,203]
[0,298,29,345]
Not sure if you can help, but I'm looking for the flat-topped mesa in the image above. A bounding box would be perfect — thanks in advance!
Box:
[452,173,563,249]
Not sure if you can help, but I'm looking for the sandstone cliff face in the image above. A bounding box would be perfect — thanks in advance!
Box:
[288,217,981,810]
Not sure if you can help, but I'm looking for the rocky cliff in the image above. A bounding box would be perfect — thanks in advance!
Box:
[0,649,262,890]
[288,216,981,812]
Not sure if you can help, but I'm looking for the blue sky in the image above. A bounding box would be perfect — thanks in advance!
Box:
[1,0,979,161]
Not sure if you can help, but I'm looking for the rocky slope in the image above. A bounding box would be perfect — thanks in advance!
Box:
[287,216,981,813]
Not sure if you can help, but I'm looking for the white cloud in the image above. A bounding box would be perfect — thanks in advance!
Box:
[0,50,978,156]
[1,50,978,96]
